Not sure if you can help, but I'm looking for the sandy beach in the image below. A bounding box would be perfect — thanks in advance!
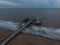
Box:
[0,29,60,45]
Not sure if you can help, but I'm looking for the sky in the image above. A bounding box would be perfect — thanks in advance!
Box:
[0,0,60,8]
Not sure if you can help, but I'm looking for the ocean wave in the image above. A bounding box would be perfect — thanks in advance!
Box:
[0,20,60,40]
[0,20,20,31]
[23,26,60,40]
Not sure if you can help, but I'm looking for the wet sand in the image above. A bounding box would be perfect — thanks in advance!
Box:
[0,29,60,45]
[0,29,12,41]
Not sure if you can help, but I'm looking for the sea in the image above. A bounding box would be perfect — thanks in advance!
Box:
[0,8,60,28]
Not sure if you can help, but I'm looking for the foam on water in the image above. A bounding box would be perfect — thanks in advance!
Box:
[0,20,20,31]
[0,20,60,40]
[23,26,60,40]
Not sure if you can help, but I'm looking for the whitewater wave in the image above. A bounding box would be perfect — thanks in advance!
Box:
[23,26,60,40]
[0,20,20,31]
[0,20,60,40]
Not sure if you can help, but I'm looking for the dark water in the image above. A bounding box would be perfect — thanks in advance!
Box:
[0,8,60,28]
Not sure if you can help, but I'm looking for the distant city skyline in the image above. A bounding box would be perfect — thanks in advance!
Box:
[0,0,60,8]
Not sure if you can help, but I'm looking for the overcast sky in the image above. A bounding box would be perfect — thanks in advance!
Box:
[0,0,60,8]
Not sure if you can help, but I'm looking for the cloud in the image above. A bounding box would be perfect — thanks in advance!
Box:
[53,0,60,7]
[31,0,60,8]
[0,0,60,8]
[0,0,18,6]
